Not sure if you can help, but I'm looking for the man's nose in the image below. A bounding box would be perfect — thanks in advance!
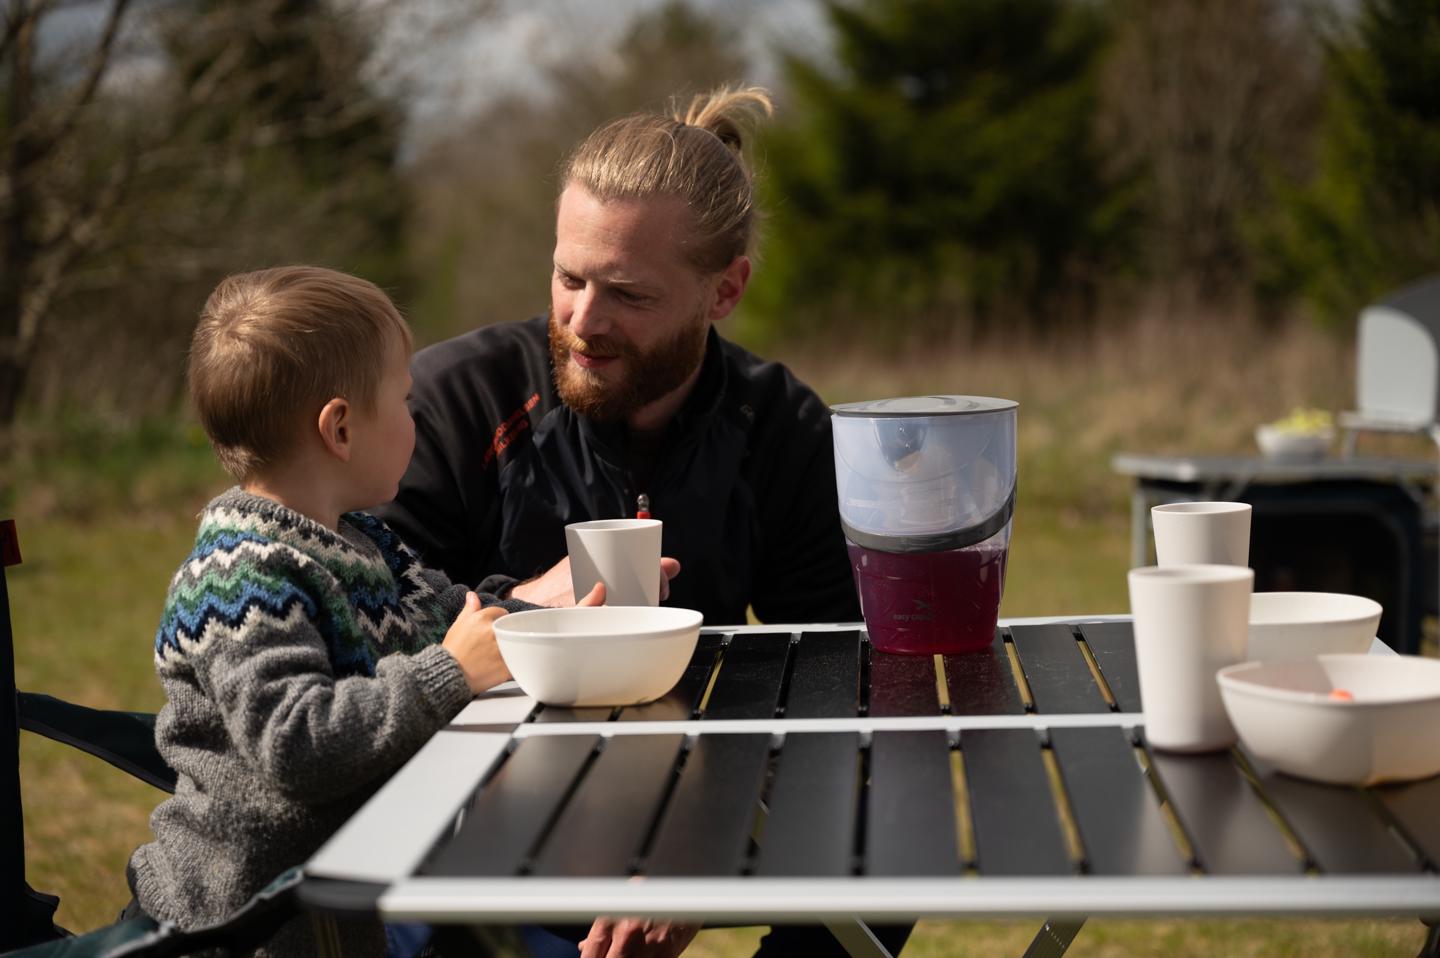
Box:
[568,286,609,340]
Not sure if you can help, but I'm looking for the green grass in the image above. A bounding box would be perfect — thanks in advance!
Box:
[7,322,1433,953]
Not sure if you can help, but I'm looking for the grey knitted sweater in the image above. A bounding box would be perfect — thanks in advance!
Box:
[128,488,524,955]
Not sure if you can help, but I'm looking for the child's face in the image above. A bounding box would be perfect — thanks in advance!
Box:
[348,335,415,510]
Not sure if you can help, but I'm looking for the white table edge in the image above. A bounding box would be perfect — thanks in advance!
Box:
[375,875,1440,923]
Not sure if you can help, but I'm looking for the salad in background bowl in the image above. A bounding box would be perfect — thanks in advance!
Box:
[1256,408,1334,460]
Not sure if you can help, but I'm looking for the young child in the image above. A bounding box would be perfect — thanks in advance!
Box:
[126,266,581,956]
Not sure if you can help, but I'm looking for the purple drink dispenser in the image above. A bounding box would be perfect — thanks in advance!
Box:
[832,396,1018,655]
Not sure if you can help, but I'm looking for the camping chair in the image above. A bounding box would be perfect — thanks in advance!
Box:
[1,519,301,957]
[1340,273,1440,636]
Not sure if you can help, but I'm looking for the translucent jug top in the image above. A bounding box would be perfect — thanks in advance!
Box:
[831,395,1018,543]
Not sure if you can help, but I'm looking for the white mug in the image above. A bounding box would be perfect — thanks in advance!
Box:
[1128,564,1254,752]
[565,519,664,606]
[1151,501,1251,567]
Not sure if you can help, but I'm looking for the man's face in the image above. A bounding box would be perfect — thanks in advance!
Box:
[548,184,719,424]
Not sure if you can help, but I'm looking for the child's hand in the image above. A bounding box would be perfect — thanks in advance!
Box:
[442,592,512,694]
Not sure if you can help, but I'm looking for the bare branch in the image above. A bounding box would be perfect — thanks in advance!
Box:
[25,0,134,166]
[19,147,135,350]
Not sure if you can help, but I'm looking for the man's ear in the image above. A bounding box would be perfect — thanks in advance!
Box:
[706,255,752,322]
[317,398,353,462]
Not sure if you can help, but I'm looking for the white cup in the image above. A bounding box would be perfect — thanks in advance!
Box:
[565,519,663,606]
[1151,501,1251,567]
[1128,564,1254,752]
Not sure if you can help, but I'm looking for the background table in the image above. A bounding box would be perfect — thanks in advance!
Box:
[1112,453,1436,653]
[303,617,1440,958]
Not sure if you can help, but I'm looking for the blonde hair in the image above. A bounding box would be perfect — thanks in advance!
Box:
[561,85,774,272]
[188,266,412,480]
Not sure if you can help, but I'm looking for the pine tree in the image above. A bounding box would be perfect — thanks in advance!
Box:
[1259,0,1440,325]
[749,0,1132,343]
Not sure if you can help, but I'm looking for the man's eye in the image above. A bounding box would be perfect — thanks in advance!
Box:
[556,272,582,289]
[615,289,646,305]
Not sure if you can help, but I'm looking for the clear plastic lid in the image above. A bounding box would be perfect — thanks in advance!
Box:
[832,395,1018,418]
[832,395,1017,548]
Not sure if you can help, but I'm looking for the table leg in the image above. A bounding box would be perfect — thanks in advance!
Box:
[821,919,894,958]
[1130,485,1149,568]
[1021,918,1085,958]
[1421,920,1440,958]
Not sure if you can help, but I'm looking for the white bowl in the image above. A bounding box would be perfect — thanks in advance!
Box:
[1247,592,1382,661]
[1254,424,1332,460]
[493,606,704,707]
[1217,655,1440,785]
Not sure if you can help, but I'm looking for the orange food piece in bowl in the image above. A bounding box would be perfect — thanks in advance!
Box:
[1328,688,1354,702]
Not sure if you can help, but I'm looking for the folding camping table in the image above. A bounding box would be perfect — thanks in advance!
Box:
[301,616,1440,958]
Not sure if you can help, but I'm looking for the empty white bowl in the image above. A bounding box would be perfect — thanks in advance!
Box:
[493,606,704,707]
[1217,654,1440,785]
[1254,424,1332,460]
[1247,592,1382,661]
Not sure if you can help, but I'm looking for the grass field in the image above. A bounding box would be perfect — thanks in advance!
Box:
[7,316,1433,954]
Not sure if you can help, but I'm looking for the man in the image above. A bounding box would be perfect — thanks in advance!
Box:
[382,85,858,629]
[382,87,906,958]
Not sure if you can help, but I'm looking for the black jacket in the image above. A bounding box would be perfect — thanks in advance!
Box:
[378,316,861,626]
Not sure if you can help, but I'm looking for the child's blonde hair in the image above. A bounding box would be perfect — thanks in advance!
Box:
[188,266,412,480]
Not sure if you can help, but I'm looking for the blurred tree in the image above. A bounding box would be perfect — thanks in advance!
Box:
[1,0,135,431]
[748,0,1133,345]
[405,0,750,343]
[1,0,414,442]
[1098,0,1322,306]
[1256,0,1440,326]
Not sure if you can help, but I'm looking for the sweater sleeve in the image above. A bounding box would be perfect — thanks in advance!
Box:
[191,589,475,806]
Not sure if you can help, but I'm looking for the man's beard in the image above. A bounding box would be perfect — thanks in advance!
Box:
[548,306,709,423]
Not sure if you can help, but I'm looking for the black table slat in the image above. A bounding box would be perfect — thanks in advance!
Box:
[645,734,772,876]
[533,706,612,723]
[702,633,791,720]
[1249,765,1419,874]
[1075,621,1142,713]
[1008,623,1110,714]
[962,729,1072,875]
[531,734,686,877]
[868,647,941,717]
[784,630,862,718]
[1373,775,1440,868]
[942,630,1024,716]
[619,632,724,722]
[1146,749,1303,875]
[422,735,599,877]
[755,733,861,876]
[866,730,960,876]
[1049,727,1188,875]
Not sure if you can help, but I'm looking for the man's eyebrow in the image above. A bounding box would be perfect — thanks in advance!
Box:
[553,262,658,291]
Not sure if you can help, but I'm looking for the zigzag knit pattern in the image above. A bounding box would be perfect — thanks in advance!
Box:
[155,488,453,677]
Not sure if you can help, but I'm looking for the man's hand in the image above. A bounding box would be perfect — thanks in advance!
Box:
[510,556,577,606]
[579,917,701,958]
[511,557,683,606]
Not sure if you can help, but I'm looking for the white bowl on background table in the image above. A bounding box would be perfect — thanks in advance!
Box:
[1217,654,1440,786]
[1247,591,1382,661]
[493,606,703,707]
[1254,424,1333,460]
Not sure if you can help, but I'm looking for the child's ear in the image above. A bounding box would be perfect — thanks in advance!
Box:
[317,398,353,462]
